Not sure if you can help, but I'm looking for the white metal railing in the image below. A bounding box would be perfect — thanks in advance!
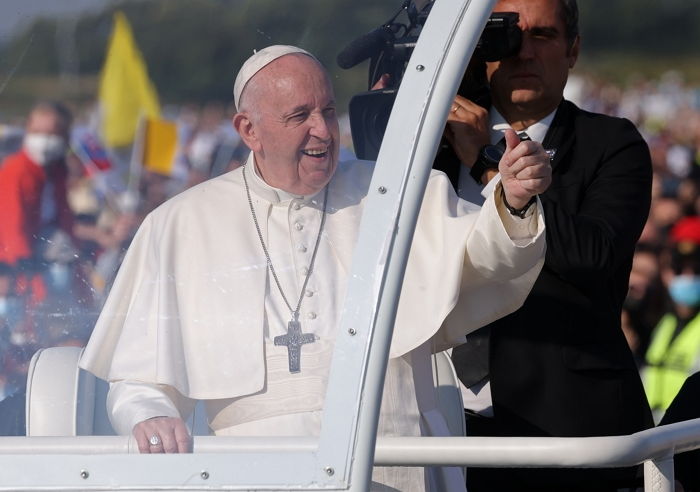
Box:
[1,418,699,491]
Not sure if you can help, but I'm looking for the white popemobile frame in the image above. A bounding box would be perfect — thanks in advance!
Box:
[316,0,494,488]
[3,0,700,491]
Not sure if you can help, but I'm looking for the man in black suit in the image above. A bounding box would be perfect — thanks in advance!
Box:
[445,0,654,490]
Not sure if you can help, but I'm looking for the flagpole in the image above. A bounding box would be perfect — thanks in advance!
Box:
[123,115,146,213]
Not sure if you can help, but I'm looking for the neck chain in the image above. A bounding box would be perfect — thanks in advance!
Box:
[242,164,329,324]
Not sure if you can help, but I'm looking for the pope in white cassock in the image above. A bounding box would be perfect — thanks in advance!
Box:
[80,45,552,491]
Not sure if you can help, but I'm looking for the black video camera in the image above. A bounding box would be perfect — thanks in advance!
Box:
[338,1,521,160]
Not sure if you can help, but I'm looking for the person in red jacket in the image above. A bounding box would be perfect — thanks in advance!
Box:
[0,101,74,308]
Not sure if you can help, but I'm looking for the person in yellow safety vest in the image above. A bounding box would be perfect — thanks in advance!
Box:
[644,216,700,421]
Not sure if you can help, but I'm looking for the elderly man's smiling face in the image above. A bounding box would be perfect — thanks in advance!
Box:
[235,54,339,196]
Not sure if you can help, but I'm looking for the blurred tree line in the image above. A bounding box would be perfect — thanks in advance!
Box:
[0,0,699,118]
[0,0,398,118]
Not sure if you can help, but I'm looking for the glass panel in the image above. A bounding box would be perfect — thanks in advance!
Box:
[0,0,509,490]
[0,0,397,438]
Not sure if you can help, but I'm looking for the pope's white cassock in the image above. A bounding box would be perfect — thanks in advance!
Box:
[80,154,545,491]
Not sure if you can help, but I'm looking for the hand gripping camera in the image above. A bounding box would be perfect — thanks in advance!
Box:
[338,0,522,160]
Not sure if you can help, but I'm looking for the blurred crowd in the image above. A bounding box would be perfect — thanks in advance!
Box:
[0,100,249,401]
[1,70,700,418]
[572,71,700,419]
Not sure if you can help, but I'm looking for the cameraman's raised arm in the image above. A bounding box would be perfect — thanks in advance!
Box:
[444,94,493,184]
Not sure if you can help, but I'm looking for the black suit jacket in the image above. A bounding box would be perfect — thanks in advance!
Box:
[451,99,655,438]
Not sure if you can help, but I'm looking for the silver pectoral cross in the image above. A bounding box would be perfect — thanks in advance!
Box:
[274,319,317,373]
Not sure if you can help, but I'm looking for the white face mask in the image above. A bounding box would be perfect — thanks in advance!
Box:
[23,133,67,166]
[0,296,7,318]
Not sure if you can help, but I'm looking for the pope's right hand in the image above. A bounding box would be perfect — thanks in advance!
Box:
[133,416,192,453]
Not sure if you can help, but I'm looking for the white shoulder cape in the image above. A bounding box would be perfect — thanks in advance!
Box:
[80,159,544,399]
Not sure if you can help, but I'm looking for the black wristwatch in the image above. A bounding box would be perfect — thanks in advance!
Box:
[470,144,503,184]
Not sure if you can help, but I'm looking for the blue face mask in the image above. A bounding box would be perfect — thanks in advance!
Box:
[669,275,700,307]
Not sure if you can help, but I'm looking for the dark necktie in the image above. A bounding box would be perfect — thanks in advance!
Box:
[452,326,491,387]
[451,131,531,388]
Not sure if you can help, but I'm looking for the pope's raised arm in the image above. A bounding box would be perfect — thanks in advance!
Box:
[79,44,548,491]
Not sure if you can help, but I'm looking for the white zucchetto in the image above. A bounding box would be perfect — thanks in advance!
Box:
[233,45,317,109]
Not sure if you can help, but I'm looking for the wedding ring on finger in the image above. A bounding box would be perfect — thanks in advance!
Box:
[149,434,161,446]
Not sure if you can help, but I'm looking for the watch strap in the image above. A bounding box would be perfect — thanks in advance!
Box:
[501,186,536,218]
[470,145,500,184]
[470,157,491,184]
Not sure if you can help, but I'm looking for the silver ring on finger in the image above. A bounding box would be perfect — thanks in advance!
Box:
[149,434,161,446]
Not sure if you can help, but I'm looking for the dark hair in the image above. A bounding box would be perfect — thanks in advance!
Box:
[32,100,73,129]
[558,0,579,49]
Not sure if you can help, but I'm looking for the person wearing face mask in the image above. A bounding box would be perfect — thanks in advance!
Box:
[0,101,75,306]
[644,216,700,422]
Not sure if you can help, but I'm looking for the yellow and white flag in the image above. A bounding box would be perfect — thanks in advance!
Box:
[99,11,161,148]
[143,118,178,176]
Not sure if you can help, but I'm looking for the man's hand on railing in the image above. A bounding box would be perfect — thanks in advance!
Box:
[133,416,192,454]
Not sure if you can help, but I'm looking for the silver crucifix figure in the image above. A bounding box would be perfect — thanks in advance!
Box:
[274,320,316,373]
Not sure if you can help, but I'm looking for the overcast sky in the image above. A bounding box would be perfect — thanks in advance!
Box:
[0,0,111,41]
